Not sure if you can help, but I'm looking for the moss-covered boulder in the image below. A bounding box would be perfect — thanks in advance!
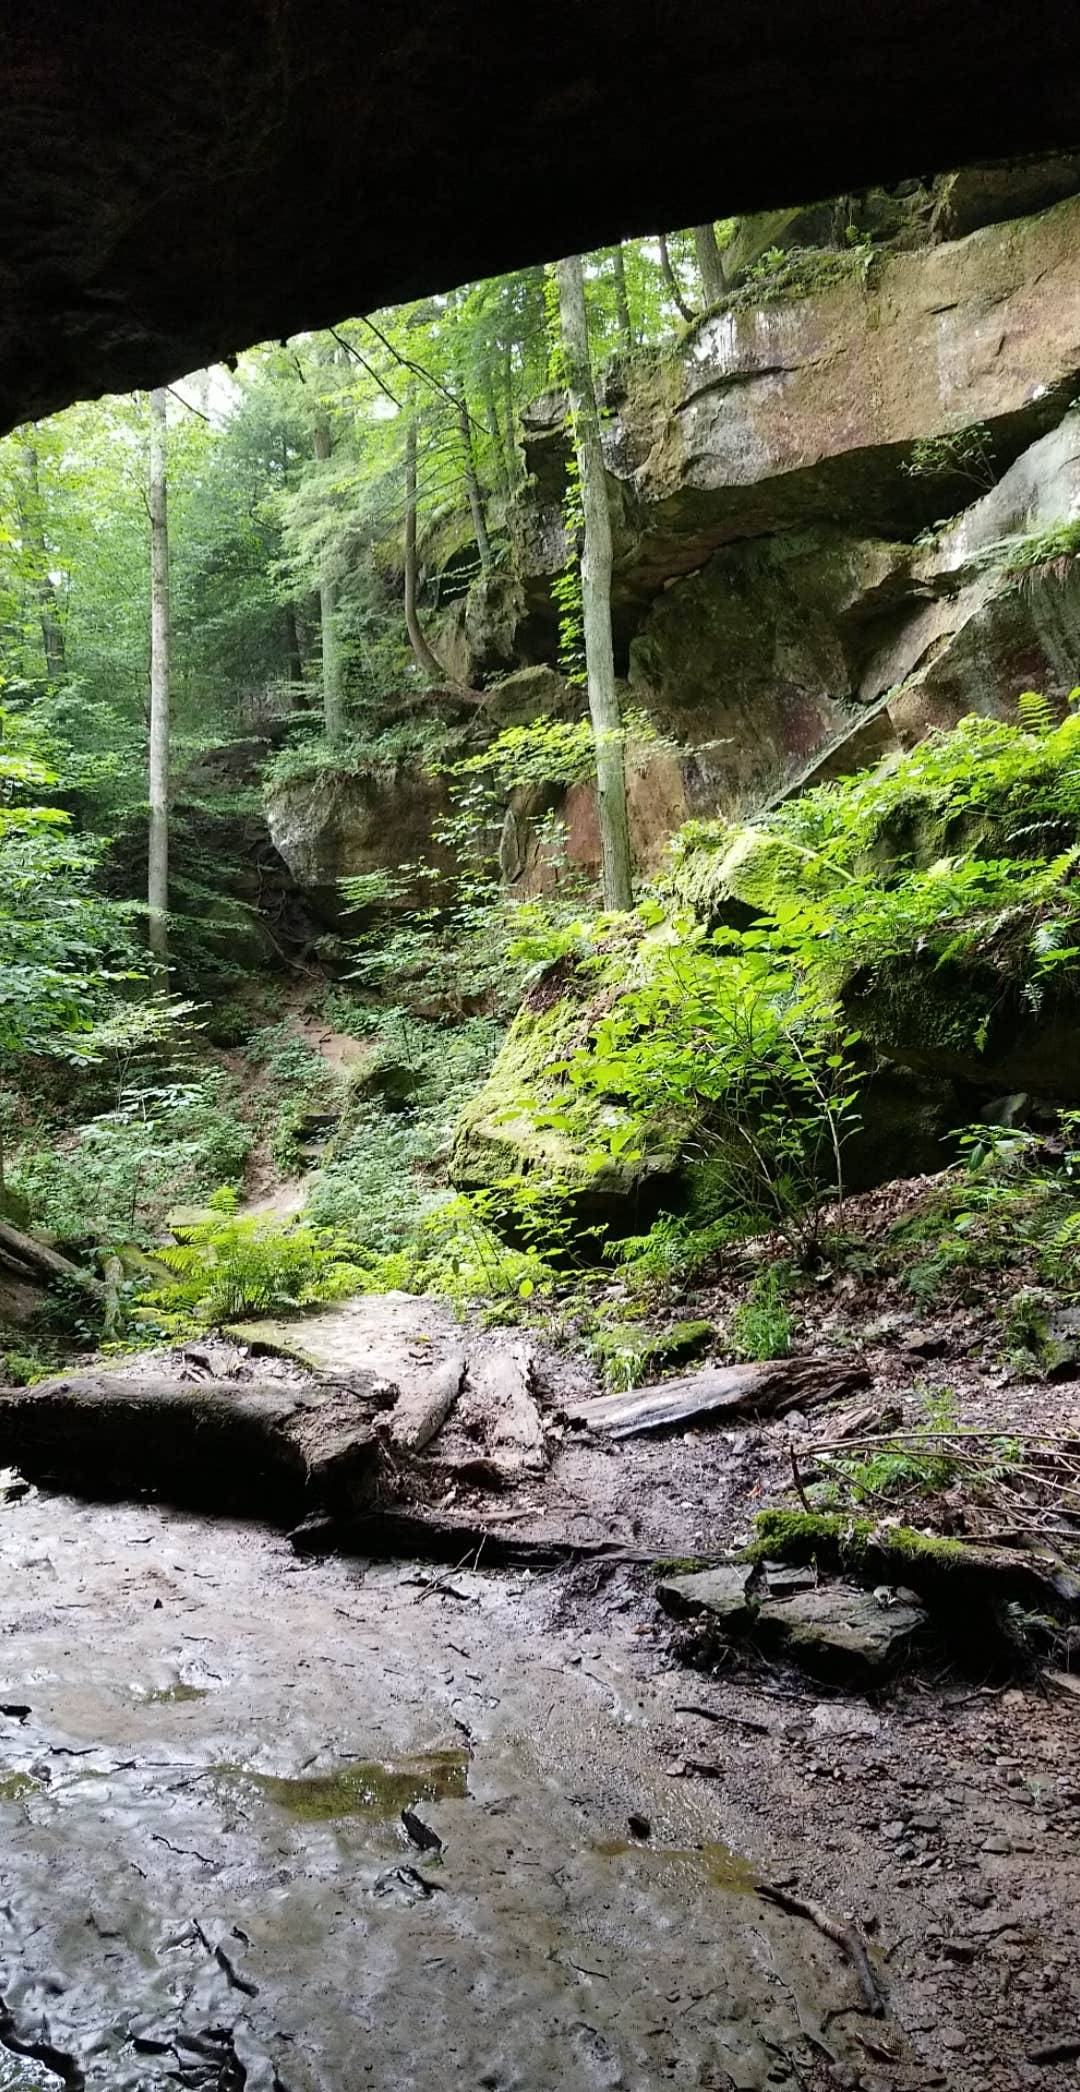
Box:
[449,971,687,1223]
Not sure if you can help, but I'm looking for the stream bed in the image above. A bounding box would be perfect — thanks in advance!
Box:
[0,1492,889,2089]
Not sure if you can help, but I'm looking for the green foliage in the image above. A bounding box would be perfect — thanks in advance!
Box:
[304,1013,503,1250]
[550,909,864,1246]
[13,1072,250,1252]
[454,716,595,791]
[587,1313,713,1392]
[730,1266,794,1361]
[1000,519,1080,577]
[902,421,996,489]
[144,1195,365,1328]
[1016,688,1059,736]
[714,245,871,311]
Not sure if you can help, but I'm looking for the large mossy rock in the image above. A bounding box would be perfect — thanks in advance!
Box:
[449,975,686,1224]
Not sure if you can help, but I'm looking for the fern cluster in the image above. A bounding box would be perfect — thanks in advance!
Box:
[144,1194,366,1329]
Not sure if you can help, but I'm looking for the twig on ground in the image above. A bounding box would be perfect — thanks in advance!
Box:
[757,1882,885,2017]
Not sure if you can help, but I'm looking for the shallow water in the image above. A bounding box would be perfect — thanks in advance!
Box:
[0,1493,882,2089]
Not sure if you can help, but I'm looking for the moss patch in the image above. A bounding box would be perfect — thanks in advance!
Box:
[0,1771,40,1802]
[217,1749,468,1823]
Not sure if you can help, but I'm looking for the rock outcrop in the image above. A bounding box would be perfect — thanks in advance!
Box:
[266,763,455,909]
[273,179,1080,924]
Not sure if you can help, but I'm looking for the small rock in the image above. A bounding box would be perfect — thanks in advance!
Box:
[756,1582,926,1680]
[982,1833,1013,1855]
[809,1702,882,1740]
[655,1563,756,1631]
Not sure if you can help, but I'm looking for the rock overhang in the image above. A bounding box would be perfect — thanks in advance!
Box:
[3,0,1080,431]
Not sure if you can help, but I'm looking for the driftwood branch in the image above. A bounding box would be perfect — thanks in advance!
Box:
[566,1358,869,1440]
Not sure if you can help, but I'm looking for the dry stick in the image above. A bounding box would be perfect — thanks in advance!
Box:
[674,1703,772,1735]
[757,1883,885,2017]
[359,315,491,438]
[789,1442,812,1512]
[325,324,402,409]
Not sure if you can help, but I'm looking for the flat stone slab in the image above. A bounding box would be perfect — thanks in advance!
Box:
[758,1584,927,1679]
[656,1564,756,1630]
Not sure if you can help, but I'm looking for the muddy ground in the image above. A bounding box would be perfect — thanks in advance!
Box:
[2,1175,1080,2091]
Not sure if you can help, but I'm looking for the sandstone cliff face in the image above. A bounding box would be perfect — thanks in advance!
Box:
[270,176,1080,898]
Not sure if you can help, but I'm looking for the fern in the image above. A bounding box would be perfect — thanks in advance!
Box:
[1017,689,1057,737]
[145,1206,366,1326]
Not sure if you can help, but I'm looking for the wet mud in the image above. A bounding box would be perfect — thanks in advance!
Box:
[0,1493,892,2090]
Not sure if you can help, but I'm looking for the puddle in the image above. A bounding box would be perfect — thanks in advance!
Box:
[0,1491,902,2089]
[217,1748,469,1821]
[136,1682,209,1705]
[592,1835,758,1893]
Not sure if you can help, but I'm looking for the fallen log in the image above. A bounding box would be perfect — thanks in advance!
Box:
[565,1358,869,1439]
[0,1372,384,1519]
[0,1219,104,1296]
[387,1350,465,1454]
[461,1343,548,1471]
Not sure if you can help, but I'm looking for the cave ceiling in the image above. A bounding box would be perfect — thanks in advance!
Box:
[3,0,1080,430]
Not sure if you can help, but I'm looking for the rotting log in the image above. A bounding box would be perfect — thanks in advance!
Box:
[565,1358,870,1440]
[0,1220,104,1297]
[387,1351,465,1455]
[0,1373,384,1520]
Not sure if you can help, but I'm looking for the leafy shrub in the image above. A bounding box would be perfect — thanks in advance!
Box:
[902,421,996,489]
[13,1072,251,1251]
[730,1267,794,1361]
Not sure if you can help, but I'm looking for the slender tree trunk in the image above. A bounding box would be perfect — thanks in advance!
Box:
[282,604,304,698]
[658,233,695,323]
[147,388,170,976]
[312,415,345,741]
[403,411,447,682]
[458,393,492,570]
[555,255,633,912]
[502,341,518,489]
[693,222,727,306]
[612,246,634,349]
[19,439,64,684]
[453,362,491,572]
[482,361,513,503]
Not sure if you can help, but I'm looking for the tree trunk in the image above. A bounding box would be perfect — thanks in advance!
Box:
[555,254,633,912]
[481,360,513,503]
[658,233,695,323]
[693,222,727,306]
[147,387,170,976]
[403,411,448,682]
[502,340,519,488]
[454,375,491,571]
[312,414,345,741]
[612,246,634,349]
[282,603,304,697]
[19,439,64,684]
